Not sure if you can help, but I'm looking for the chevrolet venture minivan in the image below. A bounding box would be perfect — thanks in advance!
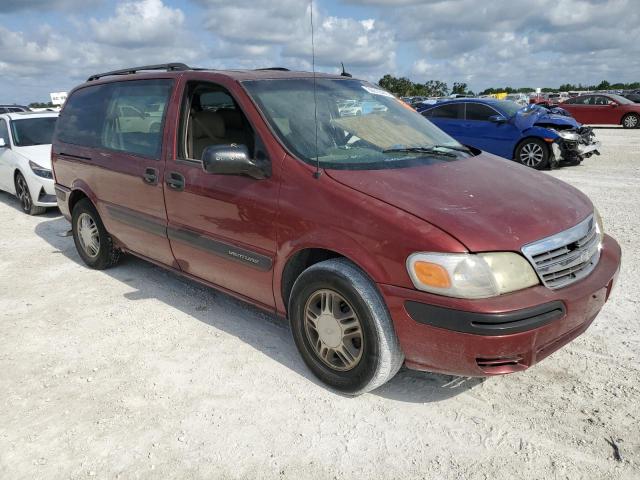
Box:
[52,64,621,394]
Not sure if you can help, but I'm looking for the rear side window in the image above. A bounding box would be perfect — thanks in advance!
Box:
[465,103,497,121]
[56,79,173,159]
[424,103,464,119]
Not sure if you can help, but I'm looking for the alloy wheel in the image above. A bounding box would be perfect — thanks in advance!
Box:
[77,213,100,258]
[303,289,364,371]
[16,174,32,212]
[520,142,544,167]
[624,115,638,128]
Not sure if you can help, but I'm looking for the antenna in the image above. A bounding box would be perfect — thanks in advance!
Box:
[310,0,321,179]
[340,62,352,78]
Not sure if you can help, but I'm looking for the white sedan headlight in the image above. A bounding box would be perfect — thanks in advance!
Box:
[406,252,539,299]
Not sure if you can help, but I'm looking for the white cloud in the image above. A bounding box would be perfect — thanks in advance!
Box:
[90,0,186,48]
[0,0,639,103]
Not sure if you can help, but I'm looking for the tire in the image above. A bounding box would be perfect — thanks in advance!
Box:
[14,172,46,215]
[288,258,404,395]
[622,113,639,129]
[515,138,549,170]
[71,198,121,270]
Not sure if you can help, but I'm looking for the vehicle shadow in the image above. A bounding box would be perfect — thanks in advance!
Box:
[0,190,62,218]
[34,215,483,403]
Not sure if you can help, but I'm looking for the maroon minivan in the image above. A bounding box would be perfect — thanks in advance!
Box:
[52,64,621,394]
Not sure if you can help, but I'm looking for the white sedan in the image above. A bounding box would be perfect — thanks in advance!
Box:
[0,112,58,215]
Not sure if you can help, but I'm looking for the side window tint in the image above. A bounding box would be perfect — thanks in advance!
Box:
[102,79,173,158]
[465,103,496,121]
[0,119,9,144]
[57,84,112,148]
[430,103,463,119]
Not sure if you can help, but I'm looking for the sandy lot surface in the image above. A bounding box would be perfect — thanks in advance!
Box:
[1,128,638,480]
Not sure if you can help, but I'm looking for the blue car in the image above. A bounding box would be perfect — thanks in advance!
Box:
[418,99,600,169]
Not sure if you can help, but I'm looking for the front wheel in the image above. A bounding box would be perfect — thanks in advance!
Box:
[14,172,45,215]
[71,198,121,269]
[515,138,549,170]
[289,258,404,395]
[622,113,639,129]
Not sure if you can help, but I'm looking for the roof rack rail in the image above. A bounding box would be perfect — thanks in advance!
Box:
[254,67,290,72]
[87,63,191,81]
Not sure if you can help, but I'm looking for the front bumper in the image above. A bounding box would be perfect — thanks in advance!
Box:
[552,127,600,164]
[380,234,621,376]
[25,171,57,207]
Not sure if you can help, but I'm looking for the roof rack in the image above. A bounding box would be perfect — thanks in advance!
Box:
[254,67,290,72]
[87,63,191,81]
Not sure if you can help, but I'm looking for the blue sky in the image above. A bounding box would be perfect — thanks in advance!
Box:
[1,0,638,104]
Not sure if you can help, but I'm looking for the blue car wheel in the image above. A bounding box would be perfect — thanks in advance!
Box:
[515,138,549,170]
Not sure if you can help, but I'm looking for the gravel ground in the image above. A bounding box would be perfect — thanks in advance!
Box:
[1,128,638,480]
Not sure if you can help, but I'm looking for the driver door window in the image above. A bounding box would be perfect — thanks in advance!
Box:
[179,83,255,161]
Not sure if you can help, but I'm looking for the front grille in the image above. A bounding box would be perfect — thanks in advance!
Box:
[522,214,601,289]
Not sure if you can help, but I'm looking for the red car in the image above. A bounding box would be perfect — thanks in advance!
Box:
[51,64,621,394]
[562,93,640,128]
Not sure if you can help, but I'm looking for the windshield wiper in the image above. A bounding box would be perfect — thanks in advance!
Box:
[382,144,469,157]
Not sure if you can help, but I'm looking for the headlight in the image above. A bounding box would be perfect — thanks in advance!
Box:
[557,131,581,141]
[406,252,539,299]
[594,207,604,243]
[28,160,53,179]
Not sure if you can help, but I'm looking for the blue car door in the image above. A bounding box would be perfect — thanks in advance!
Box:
[458,102,520,159]
[421,103,465,140]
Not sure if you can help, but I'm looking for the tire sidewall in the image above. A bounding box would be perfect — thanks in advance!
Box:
[71,199,112,269]
[516,138,549,170]
[289,264,386,394]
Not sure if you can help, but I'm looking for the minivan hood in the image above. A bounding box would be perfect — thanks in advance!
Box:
[326,154,593,252]
[514,108,579,130]
[14,145,52,169]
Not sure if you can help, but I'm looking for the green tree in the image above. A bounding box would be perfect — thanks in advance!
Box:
[422,80,448,97]
[452,82,468,95]
[596,80,611,90]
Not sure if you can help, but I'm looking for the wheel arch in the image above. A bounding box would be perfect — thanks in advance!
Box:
[278,244,384,317]
[67,180,99,214]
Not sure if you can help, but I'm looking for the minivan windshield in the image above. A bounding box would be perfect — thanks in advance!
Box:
[243,78,469,170]
[10,117,57,147]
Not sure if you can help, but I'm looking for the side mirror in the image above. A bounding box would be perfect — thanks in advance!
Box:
[608,101,617,107]
[0,137,6,148]
[489,114,507,123]
[202,144,268,180]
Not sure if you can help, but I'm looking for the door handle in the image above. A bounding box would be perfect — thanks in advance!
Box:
[143,167,158,185]
[166,172,185,191]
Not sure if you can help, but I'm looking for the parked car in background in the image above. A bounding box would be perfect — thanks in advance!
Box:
[0,112,58,214]
[561,93,640,128]
[623,93,640,103]
[0,105,30,113]
[52,64,620,394]
[419,99,600,169]
[504,93,529,106]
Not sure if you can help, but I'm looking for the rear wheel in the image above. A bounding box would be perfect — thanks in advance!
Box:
[71,198,120,269]
[289,258,404,395]
[14,172,45,215]
[622,113,639,129]
[515,138,549,170]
